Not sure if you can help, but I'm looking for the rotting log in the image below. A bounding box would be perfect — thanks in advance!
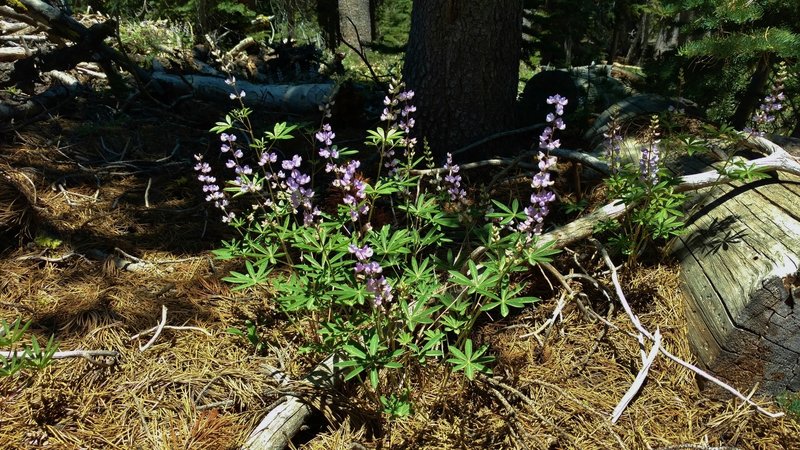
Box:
[149,72,337,114]
[0,70,79,126]
[243,354,339,450]
[672,142,800,396]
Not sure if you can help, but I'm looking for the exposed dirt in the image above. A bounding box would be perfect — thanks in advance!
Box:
[1,91,799,450]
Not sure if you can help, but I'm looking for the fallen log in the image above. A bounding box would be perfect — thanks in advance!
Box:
[0,70,79,126]
[0,46,32,62]
[149,72,337,114]
[672,138,800,396]
[243,354,338,450]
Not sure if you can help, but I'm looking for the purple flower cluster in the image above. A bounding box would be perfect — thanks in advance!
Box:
[317,123,369,222]
[225,76,246,100]
[349,244,392,308]
[219,133,261,194]
[441,153,467,204]
[746,67,787,136]
[194,154,235,223]
[639,143,660,186]
[279,155,317,224]
[603,121,623,174]
[380,81,417,174]
[519,95,566,235]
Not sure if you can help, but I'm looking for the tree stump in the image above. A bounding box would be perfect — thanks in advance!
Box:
[672,154,800,396]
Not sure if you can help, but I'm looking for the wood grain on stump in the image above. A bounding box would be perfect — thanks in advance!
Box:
[673,161,800,396]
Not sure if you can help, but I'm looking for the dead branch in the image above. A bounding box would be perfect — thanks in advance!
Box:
[148,72,337,114]
[137,304,168,352]
[0,70,80,127]
[0,20,33,34]
[0,46,33,61]
[0,6,38,27]
[1,349,118,367]
[243,354,338,450]
[0,34,48,42]
[590,238,784,420]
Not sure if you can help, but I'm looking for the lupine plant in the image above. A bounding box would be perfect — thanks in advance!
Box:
[1,318,57,377]
[198,78,565,415]
[599,114,686,263]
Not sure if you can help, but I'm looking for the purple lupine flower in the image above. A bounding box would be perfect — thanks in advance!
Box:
[278,155,314,212]
[349,244,374,261]
[258,151,277,166]
[603,122,623,174]
[441,153,467,204]
[379,82,417,174]
[194,154,233,221]
[316,123,336,146]
[518,96,566,235]
[316,123,339,160]
[328,157,369,222]
[348,244,392,308]
[639,143,660,186]
[746,65,787,136]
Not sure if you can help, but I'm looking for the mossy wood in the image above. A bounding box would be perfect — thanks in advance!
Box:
[672,145,800,396]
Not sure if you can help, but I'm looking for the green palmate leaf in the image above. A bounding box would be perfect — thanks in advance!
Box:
[265,122,297,140]
[486,199,526,225]
[381,392,413,418]
[222,260,272,290]
[481,283,540,317]
[368,179,401,196]
[401,297,441,330]
[210,114,235,133]
[526,240,561,265]
[447,339,494,380]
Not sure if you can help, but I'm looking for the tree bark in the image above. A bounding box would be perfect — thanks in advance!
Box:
[317,1,340,50]
[403,0,523,160]
[731,54,773,130]
[338,0,373,47]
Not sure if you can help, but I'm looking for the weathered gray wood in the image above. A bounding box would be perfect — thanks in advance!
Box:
[673,157,800,395]
[149,72,336,114]
[243,354,338,450]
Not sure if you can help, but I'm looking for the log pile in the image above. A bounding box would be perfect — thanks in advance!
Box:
[0,0,341,127]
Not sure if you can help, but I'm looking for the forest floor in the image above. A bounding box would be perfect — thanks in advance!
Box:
[1,85,800,450]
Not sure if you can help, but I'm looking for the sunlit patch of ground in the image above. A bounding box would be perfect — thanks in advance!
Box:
[1,104,798,450]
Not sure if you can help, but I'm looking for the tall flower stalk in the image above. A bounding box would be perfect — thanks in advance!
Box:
[746,62,788,137]
[519,94,567,236]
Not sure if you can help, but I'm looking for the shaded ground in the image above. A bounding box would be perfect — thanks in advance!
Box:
[1,93,799,450]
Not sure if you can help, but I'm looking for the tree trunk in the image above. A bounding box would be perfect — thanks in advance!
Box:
[625,11,649,65]
[731,55,773,130]
[338,0,373,47]
[403,0,523,160]
[317,1,340,50]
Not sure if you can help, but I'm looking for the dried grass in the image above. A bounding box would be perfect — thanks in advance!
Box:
[2,108,798,450]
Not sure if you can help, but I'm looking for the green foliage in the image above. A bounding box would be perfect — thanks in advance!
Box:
[645,0,800,124]
[599,115,686,263]
[1,319,58,378]
[227,320,266,354]
[778,391,800,420]
[201,79,557,416]
[374,0,412,50]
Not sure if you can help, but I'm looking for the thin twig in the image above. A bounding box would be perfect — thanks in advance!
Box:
[129,324,212,341]
[0,349,118,367]
[590,238,785,419]
[137,305,168,352]
[144,177,152,208]
[340,16,380,86]
[16,252,78,263]
[611,328,661,423]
